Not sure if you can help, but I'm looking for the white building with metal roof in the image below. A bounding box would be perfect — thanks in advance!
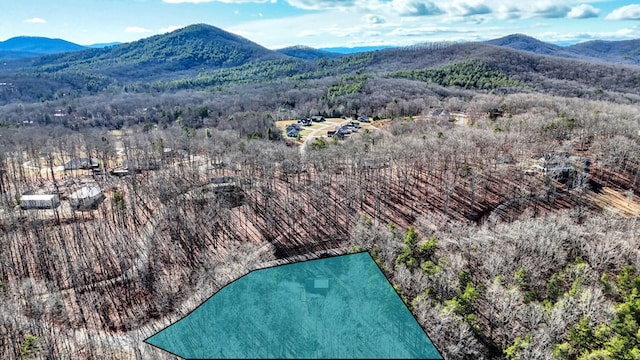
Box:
[20,194,60,209]
[69,186,103,210]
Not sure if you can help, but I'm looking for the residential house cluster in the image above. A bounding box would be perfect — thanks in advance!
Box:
[327,121,361,140]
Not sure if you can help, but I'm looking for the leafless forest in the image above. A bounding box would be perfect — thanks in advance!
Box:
[1,89,640,359]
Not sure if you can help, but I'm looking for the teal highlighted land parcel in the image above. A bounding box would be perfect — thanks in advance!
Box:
[145,252,442,359]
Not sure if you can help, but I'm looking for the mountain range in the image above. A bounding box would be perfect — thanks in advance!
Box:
[0,24,639,104]
[486,34,640,65]
[2,28,639,65]
[0,36,86,61]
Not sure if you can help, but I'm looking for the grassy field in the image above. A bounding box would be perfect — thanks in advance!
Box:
[276,118,378,143]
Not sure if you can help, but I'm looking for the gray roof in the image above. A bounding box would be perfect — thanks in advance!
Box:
[69,186,102,199]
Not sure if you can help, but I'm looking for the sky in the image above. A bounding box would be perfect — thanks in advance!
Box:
[1,0,640,49]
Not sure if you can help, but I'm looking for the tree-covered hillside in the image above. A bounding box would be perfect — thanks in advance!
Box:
[2,28,640,106]
[391,60,521,90]
[26,24,285,81]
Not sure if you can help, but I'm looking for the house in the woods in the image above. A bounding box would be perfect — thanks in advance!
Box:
[123,158,160,171]
[533,153,588,189]
[340,126,351,134]
[311,115,326,122]
[487,108,504,120]
[64,158,100,171]
[432,109,452,123]
[210,177,237,192]
[298,117,312,126]
[535,153,575,178]
[286,124,301,138]
[209,176,244,207]
[20,194,60,209]
[358,116,370,123]
[68,186,104,210]
[110,168,130,177]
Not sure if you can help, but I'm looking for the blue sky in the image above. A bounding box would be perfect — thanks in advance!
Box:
[2,0,640,48]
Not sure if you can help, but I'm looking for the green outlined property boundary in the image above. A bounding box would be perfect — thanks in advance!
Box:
[144,251,443,359]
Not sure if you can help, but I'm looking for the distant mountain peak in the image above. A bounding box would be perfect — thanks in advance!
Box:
[0,36,85,59]
[30,23,285,80]
[280,45,315,50]
[276,45,343,60]
[166,23,251,42]
[485,33,640,65]
[486,34,561,50]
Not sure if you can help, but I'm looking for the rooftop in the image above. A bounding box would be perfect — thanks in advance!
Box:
[68,186,102,199]
[20,194,57,200]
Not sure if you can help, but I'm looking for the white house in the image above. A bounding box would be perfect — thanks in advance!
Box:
[20,194,60,209]
[69,186,103,209]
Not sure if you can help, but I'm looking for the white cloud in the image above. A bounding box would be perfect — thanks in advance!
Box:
[532,4,570,18]
[163,0,213,3]
[363,14,386,24]
[298,29,321,37]
[23,17,47,24]
[228,29,253,38]
[389,25,474,37]
[567,4,600,19]
[125,26,152,33]
[392,0,444,16]
[163,0,272,3]
[448,2,491,17]
[160,25,185,33]
[605,4,640,20]
[539,27,640,43]
[223,1,640,49]
[285,0,355,10]
[496,5,521,20]
[616,28,635,36]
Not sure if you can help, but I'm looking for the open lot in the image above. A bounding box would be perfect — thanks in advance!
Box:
[276,118,379,145]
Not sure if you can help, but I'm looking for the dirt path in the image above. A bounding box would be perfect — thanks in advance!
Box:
[300,119,351,156]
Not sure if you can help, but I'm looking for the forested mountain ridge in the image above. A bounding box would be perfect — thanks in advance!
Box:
[0,36,86,60]
[3,39,640,107]
[275,45,344,60]
[24,24,286,81]
[1,26,640,110]
[485,34,640,65]
[567,38,640,65]
[362,42,640,97]
[486,34,580,59]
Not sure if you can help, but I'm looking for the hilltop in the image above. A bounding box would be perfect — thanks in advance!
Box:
[275,45,343,60]
[485,34,579,59]
[28,24,286,81]
[485,33,640,65]
[0,36,86,60]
